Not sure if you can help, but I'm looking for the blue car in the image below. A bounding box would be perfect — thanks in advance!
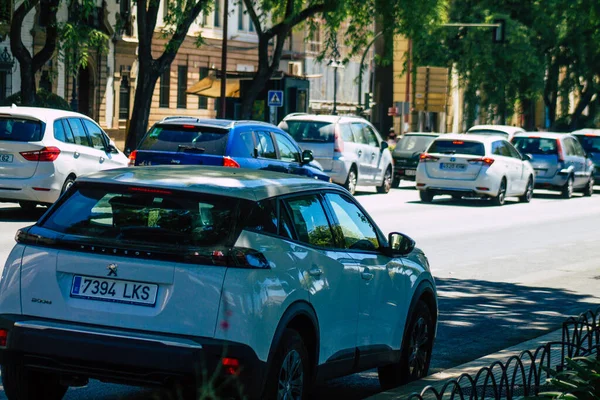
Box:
[129,117,331,182]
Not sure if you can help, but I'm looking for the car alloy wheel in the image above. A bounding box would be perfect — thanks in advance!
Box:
[493,179,506,206]
[407,316,430,378]
[345,169,357,195]
[277,350,304,400]
[562,176,574,199]
[519,177,533,203]
[377,167,392,194]
[584,177,594,197]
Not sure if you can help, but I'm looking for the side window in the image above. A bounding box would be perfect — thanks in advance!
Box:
[363,124,379,147]
[67,118,91,147]
[564,138,576,156]
[244,199,278,235]
[53,119,74,143]
[340,124,355,143]
[285,195,334,248]
[278,203,295,240]
[351,123,367,144]
[325,193,379,251]
[82,119,108,151]
[229,130,256,158]
[571,139,585,157]
[256,131,277,159]
[506,142,523,159]
[492,141,504,156]
[274,132,301,163]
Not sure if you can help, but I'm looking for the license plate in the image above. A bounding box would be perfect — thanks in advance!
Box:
[0,154,13,163]
[405,169,416,176]
[70,275,158,307]
[440,163,466,170]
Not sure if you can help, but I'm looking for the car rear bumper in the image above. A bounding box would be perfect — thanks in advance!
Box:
[0,174,62,204]
[323,160,351,185]
[393,167,417,181]
[415,172,500,197]
[0,315,266,397]
[533,173,568,189]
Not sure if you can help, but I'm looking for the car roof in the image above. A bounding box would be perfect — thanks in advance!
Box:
[571,129,600,136]
[156,117,278,130]
[403,132,440,137]
[78,166,340,201]
[281,114,369,124]
[467,125,525,134]
[0,105,89,124]
[432,133,501,144]
[512,132,571,139]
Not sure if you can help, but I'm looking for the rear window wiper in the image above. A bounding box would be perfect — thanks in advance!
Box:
[178,145,206,153]
[440,150,457,155]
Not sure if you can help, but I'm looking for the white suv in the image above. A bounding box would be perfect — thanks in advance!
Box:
[416,134,535,205]
[0,105,129,210]
[0,166,437,400]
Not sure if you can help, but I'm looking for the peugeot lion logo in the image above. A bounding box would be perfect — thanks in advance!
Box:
[107,263,118,277]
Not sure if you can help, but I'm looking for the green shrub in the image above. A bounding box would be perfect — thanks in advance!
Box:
[537,356,600,400]
[1,89,71,111]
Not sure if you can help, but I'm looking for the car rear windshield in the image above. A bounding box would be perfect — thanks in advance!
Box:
[512,137,558,155]
[281,120,335,143]
[138,124,229,154]
[395,135,436,152]
[40,185,241,249]
[467,129,509,138]
[427,139,485,156]
[0,117,43,142]
[574,135,600,153]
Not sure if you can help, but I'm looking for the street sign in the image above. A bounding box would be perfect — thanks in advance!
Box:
[414,66,449,112]
[268,90,284,107]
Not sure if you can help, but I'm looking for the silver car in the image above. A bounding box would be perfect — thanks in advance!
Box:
[279,115,394,195]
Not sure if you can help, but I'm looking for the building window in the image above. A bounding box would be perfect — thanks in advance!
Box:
[177,65,188,109]
[238,1,244,31]
[159,69,170,108]
[198,67,209,110]
[0,72,6,102]
[213,0,221,28]
[0,1,11,24]
[308,28,321,54]
[249,15,254,32]
[120,0,132,36]
[119,75,131,119]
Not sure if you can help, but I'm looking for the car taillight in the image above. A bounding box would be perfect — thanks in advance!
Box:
[20,146,60,162]
[419,153,439,162]
[128,150,137,166]
[223,156,240,168]
[334,125,344,153]
[222,357,240,375]
[468,157,495,166]
[0,329,7,347]
[556,139,565,162]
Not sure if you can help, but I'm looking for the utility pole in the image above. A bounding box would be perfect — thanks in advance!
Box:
[357,31,383,111]
[219,0,229,119]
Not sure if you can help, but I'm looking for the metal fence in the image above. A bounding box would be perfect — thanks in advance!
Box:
[407,307,600,400]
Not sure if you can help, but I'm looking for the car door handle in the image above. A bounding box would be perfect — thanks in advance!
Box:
[308,267,323,277]
[361,271,374,281]
[99,157,105,164]
[357,150,362,157]
[371,153,376,158]
[74,152,80,159]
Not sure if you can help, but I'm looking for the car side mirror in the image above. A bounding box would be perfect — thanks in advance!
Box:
[301,149,314,164]
[522,153,532,161]
[388,232,415,256]
[380,141,389,151]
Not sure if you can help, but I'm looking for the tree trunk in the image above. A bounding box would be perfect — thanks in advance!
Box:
[543,57,559,128]
[240,67,271,119]
[10,0,37,105]
[124,63,160,152]
[18,64,36,105]
[569,88,595,130]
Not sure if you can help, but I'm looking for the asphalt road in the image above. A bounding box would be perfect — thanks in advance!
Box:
[0,182,598,399]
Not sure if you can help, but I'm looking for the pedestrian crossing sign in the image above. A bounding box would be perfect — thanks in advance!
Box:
[268,90,284,107]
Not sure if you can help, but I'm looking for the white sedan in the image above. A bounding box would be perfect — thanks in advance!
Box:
[0,105,129,210]
[416,134,535,205]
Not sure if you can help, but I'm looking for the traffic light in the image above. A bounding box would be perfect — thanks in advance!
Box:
[364,92,373,109]
[493,19,506,43]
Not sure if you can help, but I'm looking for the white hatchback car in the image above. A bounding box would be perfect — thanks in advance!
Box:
[0,105,129,210]
[416,134,535,205]
[0,167,437,400]
[466,125,525,141]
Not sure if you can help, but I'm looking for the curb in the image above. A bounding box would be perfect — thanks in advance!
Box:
[365,328,563,399]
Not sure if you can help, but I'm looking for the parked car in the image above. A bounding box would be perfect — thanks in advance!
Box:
[278,114,394,195]
[416,134,535,205]
[466,125,525,141]
[571,129,600,183]
[129,117,330,182]
[392,132,439,187]
[0,166,438,399]
[0,105,129,210]
[511,132,594,198]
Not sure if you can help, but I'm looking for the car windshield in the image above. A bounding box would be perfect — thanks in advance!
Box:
[139,124,230,154]
[40,185,241,248]
[0,117,44,142]
[574,135,600,153]
[281,120,335,143]
[395,135,437,152]
[427,139,485,156]
[467,129,510,138]
[512,137,558,155]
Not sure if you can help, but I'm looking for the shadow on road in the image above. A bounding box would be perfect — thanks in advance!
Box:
[0,206,46,223]
[313,278,597,399]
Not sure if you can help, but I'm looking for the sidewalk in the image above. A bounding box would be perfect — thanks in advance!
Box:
[366,328,564,399]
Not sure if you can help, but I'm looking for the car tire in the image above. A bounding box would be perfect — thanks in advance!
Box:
[583,177,594,197]
[263,329,310,400]
[519,176,534,203]
[561,176,574,199]
[18,201,37,211]
[492,178,507,206]
[344,167,358,195]
[419,190,433,203]
[61,176,76,195]
[2,362,68,400]
[391,177,401,189]
[377,167,393,194]
[378,301,434,390]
